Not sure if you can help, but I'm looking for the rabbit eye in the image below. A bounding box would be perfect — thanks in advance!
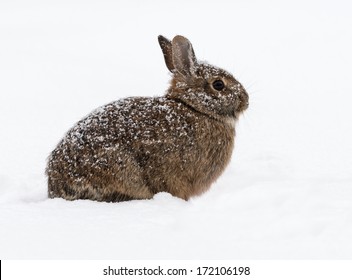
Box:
[212,80,225,91]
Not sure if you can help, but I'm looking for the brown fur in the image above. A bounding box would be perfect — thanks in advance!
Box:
[46,35,249,202]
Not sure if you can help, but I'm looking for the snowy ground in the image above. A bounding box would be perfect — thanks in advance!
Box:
[1,0,352,259]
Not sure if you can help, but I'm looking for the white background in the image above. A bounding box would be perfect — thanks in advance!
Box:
[0,0,352,259]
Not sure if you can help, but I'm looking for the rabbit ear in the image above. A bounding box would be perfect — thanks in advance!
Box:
[172,35,197,77]
[158,35,175,73]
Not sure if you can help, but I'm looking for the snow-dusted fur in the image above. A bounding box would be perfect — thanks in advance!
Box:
[46,35,248,202]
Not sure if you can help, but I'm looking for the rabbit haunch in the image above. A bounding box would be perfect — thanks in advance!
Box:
[46,35,248,202]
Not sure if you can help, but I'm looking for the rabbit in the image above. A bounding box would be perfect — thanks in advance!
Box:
[46,35,249,202]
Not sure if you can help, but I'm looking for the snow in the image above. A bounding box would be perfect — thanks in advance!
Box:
[1,0,352,259]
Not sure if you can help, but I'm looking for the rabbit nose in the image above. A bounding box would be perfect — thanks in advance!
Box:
[242,100,249,111]
[238,91,249,111]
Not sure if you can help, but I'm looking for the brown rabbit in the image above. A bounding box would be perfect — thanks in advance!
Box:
[46,35,249,202]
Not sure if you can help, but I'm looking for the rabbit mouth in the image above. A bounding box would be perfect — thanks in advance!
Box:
[237,100,249,112]
[231,100,248,119]
[218,101,243,119]
[235,91,249,113]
